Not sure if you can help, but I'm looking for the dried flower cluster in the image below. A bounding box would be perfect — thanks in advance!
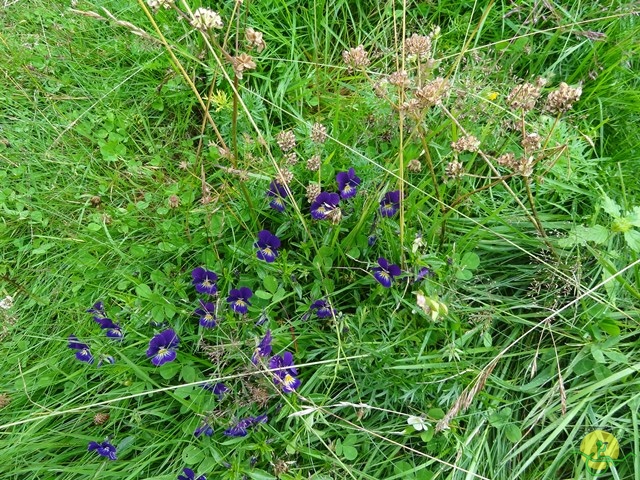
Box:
[451,135,480,153]
[310,122,328,144]
[388,70,410,88]
[306,183,321,203]
[407,159,422,172]
[544,82,582,114]
[306,154,321,172]
[146,0,174,11]
[284,152,298,166]
[415,77,450,107]
[276,130,296,152]
[245,27,266,53]
[232,53,256,79]
[190,8,223,32]
[343,45,370,72]
[445,160,464,179]
[276,169,294,185]
[506,78,545,111]
[405,33,432,60]
[521,132,542,151]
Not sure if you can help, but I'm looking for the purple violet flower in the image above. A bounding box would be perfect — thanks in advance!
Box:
[86,301,105,316]
[252,330,272,364]
[97,355,116,367]
[267,181,288,212]
[227,287,252,315]
[68,335,94,364]
[178,468,206,480]
[379,190,401,217]
[202,382,229,399]
[146,329,179,366]
[224,414,268,437]
[310,191,340,220]
[255,230,281,263]
[191,267,218,295]
[269,352,301,393]
[415,266,433,282]
[88,440,117,460]
[372,257,402,288]
[194,421,214,438]
[92,316,123,339]
[309,299,333,319]
[336,168,361,199]
[194,300,217,328]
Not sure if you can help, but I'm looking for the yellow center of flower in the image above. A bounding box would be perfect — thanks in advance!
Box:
[283,374,295,387]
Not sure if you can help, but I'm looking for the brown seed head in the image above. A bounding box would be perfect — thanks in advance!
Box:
[146,0,174,11]
[544,82,582,114]
[232,53,256,79]
[93,412,110,425]
[306,154,321,172]
[521,132,542,152]
[388,70,410,88]
[451,135,480,153]
[276,169,294,185]
[245,27,266,53]
[343,45,370,72]
[408,159,423,172]
[445,160,464,179]
[168,195,180,209]
[190,8,223,31]
[276,130,296,152]
[0,393,10,409]
[284,152,298,166]
[90,195,102,207]
[405,33,432,60]
[306,183,321,203]
[310,123,327,144]
[496,152,517,169]
[506,82,542,111]
[415,77,450,107]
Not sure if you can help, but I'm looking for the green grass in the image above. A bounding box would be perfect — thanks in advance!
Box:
[1,0,640,479]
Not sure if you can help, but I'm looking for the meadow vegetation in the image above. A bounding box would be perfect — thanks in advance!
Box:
[1,0,640,479]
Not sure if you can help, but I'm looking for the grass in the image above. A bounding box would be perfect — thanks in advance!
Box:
[1,0,640,479]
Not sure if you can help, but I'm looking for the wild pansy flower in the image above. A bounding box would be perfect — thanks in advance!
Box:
[310,191,340,220]
[309,299,333,319]
[86,301,105,316]
[368,235,377,246]
[194,300,217,328]
[202,382,229,399]
[191,267,218,295]
[252,330,272,364]
[372,257,402,288]
[269,352,300,393]
[97,355,116,368]
[227,287,252,315]
[267,180,288,212]
[68,335,94,364]
[146,329,179,366]
[93,316,123,339]
[415,266,433,282]
[88,439,117,460]
[380,190,401,217]
[336,168,361,199]
[255,230,281,263]
[178,468,206,480]
[224,414,268,437]
[194,420,214,438]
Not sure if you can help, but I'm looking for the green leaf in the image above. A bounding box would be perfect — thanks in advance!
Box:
[602,195,621,218]
[135,283,153,299]
[341,445,358,460]
[182,445,204,465]
[159,361,181,379]
[590,344,606,364]
[263,275,278,294]
[629,206,640,227]
[428,408,445,420]
[181,365,197,383]
[247,470,277,480]
[254,289,272,300]
[598,318,620,336]
[504,424,522,443]
[558,225,608,247]
[455,269,473,280]
[603,349,628,365]
[623,229,640,252]
[460,252,480,270]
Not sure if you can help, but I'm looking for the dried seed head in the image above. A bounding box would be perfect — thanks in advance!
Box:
[306,154,321,172]
[506,82,542,111]
[521,132,542,152]
[276,169,294,185]
[306,183,321,203]
[284,151,298,166]
[168,195,180,209]
[343,45,370,72]
[0,296,13,310]
[544,82,582,114]
[407,159,423,172]
[405,33,432,60]
[102,214,112,225]
[90,196,101,207]
[276,130,296,152]
[451,135,480,153]
[232,53,256,79]
[146,0,174,11]
[326,207,342,225]
[388,70,410,88]
[496,152,517,169]
[0,393,10,409]
[310,123,327,144]
[401,98,422,116]
[415,77,450,107]
[516,156,535,177]
[178,160,189,170]
[245,27,266,53]
[93,412,110,425]
[190,8,223,31]
[445,160,464,179]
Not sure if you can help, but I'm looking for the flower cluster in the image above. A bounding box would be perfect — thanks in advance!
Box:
[190,8,223,32]
[269,352,301,393]
[224,414,268,437]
